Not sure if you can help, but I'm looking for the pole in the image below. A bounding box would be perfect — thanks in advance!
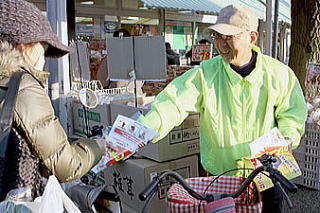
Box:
[272,0,279,58]
[47,0,70,132]
[67,0,75,41]
[266,0,273,56]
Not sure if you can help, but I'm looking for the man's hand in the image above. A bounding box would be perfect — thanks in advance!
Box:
[285,137,293,153]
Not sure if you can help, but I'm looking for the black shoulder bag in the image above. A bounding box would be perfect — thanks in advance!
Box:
[0,71,24,158]
[0,72,43,200]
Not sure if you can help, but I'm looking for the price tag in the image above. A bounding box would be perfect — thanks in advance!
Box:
[191,44,212,62]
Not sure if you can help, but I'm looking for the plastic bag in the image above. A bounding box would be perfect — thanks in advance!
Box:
[0,200,35,213]
[0,176,81,213]
[5,187,32,202]
[38,176,80,213]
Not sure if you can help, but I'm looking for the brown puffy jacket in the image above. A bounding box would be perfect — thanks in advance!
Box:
[0,41,103,182]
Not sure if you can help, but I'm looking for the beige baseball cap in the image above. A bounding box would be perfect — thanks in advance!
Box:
[208,4,258,36]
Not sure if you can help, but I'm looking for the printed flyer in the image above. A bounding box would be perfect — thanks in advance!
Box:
[243,152,301,192]
[249,128,289,158]
[92,115,159,173]
[243,128,301,192]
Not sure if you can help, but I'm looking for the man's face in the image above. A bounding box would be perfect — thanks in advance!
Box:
[213,31,257,66]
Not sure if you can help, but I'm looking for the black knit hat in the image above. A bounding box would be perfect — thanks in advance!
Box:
[0,0,70,58]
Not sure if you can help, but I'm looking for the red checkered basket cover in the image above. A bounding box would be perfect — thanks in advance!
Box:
[166,176,262,213]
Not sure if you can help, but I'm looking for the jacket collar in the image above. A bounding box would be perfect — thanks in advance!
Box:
[222,45,263,86]
[0,41,50,86]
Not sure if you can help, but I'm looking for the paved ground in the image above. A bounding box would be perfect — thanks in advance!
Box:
[282,185,320,213]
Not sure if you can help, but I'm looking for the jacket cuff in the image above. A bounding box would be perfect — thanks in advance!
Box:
[75,138,103,165]
[137,111,161,142]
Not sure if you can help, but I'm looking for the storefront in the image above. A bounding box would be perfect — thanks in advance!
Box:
[28,0,291,60]
[73,0,217,56]
[26,0,292,130]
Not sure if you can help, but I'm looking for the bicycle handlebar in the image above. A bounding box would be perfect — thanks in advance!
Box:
[139,172,206,201]
[139,177,160,201]
[139,154,298,210]
[216,165,297,200]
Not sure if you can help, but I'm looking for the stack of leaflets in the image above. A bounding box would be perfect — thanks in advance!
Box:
[243,152,301,192]
[249,128,290,158]
[92,115,159,173]
[241,128,301,192]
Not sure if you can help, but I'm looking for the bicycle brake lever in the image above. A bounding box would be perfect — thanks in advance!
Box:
[267,168,298,194]
[274,181,294,209]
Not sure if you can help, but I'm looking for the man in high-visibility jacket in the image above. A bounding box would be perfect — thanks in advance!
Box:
[138,4,307,213]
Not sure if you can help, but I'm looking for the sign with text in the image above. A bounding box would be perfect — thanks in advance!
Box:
[191,44,212,62]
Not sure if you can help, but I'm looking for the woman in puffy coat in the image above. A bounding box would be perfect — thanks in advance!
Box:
[0,0,103,199]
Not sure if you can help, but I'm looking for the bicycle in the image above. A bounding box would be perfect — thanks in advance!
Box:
[139,153,298,213]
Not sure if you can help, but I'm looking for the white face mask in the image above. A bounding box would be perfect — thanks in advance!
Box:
[34,55,46,71]
[20,42,46,70]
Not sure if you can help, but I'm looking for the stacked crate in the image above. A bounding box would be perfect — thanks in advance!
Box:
[293,124,320,189]
[142,65,194,96]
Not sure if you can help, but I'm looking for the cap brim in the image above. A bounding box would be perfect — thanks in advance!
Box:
[208,24,245,36]
[44,34,71,58]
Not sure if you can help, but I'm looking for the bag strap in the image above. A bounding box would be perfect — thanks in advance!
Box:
[0,72,24,158]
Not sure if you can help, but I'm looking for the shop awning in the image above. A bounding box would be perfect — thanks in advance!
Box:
[140,0,222,15]
[140,0,291,23]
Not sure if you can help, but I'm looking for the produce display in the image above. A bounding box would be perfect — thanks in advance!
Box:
[142,65,194,96]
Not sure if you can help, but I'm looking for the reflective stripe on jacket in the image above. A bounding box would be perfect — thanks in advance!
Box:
[138,46,307,175]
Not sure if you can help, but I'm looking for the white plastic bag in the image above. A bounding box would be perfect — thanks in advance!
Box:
[0,200,35,213]
[38,176,80,213]
[0,176,81,213]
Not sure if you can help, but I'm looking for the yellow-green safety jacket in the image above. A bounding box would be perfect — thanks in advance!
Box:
[138,46,307,175]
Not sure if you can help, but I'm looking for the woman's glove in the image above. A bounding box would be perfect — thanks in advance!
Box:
[91,126,112,153]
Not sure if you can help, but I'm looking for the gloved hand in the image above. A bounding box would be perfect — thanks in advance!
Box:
[91,126,112,153]
[94,138,108,154]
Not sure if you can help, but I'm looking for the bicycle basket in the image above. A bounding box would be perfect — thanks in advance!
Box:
[166,176,262,213]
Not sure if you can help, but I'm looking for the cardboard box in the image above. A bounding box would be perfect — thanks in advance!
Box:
[122,204,139,213]
[104,155,198,213]
[182,113,200,129]
[138,130,200,162]
[139,114,200,162]
[110,103,200,130]
[110,103,150,123]
[72,100,111,136]
[110,103,183,131]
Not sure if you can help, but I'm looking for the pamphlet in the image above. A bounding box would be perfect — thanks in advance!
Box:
[242,152,301,192]
[243,128,301,192]
[92,115,159,173]
[249,128,289,158]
